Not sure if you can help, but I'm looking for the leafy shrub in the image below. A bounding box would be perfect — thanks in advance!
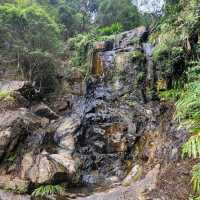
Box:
[20,49,57,94]
[0,2,61,94]
[98,23,123,36]
[159,88,181,102]
[96,0,142,30]
[187,62,200,82]
[152,0,200,82]
[0,3,61,53]
[150,0,200,199]
[152,43,169,62]
[32,184,64,197]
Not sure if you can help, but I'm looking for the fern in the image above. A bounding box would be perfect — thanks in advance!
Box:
[182,134,200,159]
[32,184,64,197]
[192,163,200,194]
[189,197,200,200]
[175,81,200,132]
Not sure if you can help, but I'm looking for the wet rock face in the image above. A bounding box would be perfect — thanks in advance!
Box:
[70,26,161,186]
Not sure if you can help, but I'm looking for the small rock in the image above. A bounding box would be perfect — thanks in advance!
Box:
[122,165,142,186]
[94,41,113,52]
[0,109,43,159]
[49,149,80,177]
[21,152,66,184]
[32,103,59,120]
[0,80,29,92]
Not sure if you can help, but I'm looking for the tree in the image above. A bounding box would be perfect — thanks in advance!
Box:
[0,2,61,93]
[96,0,142,30]
[58,4,90,38]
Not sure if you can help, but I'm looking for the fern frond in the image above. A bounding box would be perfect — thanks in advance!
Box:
[189,197,200,200]
[192,163,200,194]
[32,184,64,197]
[182,134,200,159]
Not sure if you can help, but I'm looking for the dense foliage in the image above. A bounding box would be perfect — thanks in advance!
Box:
[0,0,150,94]
[96,0,142,30]
[0,1,61,93]
[153,0,200,199]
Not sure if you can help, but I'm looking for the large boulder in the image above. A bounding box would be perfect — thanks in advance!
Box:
[20,151,71,185]
[49,149,80,178]
[20,149,80,185]
[0,109,43,159]
[94,41,114,52]
[115,26,148,49]
[0,80,29,93]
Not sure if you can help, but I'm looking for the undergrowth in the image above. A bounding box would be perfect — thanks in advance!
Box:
[0,91,13,101]
[151,0,200,199]
[32,184,64,198]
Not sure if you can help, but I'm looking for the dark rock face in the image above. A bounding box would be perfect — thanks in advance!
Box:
[31,103,59,120]
[69,26,159,185]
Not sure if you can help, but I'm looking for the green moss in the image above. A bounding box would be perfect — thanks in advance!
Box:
[152,43,169,62]
[129,36,140,45]
[130,50,144,61]
[159,89,181,102]
[0,91,13,101]
[6,152,17,163]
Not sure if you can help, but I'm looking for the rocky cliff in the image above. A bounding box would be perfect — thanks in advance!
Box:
[0,26,192,200]
[132,0,165,14]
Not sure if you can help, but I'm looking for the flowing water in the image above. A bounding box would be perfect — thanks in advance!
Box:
[53,27,162,199]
